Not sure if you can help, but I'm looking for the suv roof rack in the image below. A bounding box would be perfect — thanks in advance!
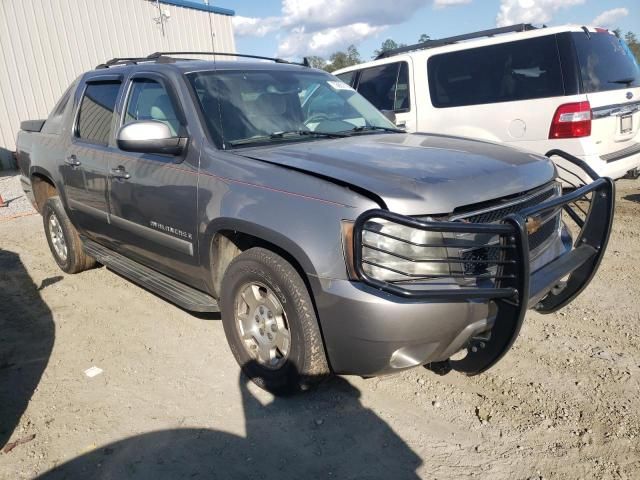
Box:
[95,52,310,69]
[375,23,538,59]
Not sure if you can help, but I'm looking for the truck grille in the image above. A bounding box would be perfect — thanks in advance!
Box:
[456,184,557,224]
[452,183,561,277]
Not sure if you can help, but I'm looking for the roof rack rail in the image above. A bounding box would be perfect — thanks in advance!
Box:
[96,52,311,69]
[95,57,158,69]
[375,23,538,59]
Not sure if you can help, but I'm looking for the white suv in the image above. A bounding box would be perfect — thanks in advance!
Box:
[334,24,640,181]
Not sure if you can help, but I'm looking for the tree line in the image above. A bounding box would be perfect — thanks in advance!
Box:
[307,34,429,72]
[308,30,640,73]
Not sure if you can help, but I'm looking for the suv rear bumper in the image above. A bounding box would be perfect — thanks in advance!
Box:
[316,154,614,377]
[590,149,640,180]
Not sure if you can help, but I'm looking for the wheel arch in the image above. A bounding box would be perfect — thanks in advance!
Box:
[30,167,59,213]
[204,217,321,299]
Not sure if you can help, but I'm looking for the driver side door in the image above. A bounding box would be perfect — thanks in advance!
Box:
[106,73,201,285]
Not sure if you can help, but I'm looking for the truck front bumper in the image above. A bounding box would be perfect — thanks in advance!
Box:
[315,279,498,376]
[316,152,615,377]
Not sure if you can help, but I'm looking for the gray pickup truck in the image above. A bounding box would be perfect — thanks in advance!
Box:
[16,53,614,394]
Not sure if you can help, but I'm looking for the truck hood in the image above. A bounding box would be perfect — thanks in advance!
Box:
[234,133,557,215]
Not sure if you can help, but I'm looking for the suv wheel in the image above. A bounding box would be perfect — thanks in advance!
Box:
[42,196,95,274]
[220,247,330,394]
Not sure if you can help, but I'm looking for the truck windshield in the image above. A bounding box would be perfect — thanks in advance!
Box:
[572,32,640,93]
[186,69,399,148]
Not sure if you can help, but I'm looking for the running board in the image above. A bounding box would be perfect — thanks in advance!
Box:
[82,238,219,313]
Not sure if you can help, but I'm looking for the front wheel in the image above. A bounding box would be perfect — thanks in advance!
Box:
[220,247,330,394]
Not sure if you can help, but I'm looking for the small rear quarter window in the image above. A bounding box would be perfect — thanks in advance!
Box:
[335,71,356,87]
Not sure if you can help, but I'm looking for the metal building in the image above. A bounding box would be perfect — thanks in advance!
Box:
[0,0,236,169]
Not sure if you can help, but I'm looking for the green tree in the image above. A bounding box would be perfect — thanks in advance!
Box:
[325,44,361,72]
[418,33,430,43]
[306,55,327,70]
[624,31,640,64]
[373,38,407,58]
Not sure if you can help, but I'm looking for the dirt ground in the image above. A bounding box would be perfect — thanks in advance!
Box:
[1,177,639,479]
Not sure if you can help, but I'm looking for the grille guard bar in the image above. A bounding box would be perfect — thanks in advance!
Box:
[352,150,615,375]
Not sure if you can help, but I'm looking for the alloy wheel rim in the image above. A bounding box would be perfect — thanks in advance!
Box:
[48,213,68,261]
[234,282,291,369]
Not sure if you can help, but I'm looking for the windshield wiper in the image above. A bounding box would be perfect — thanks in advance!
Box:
[349,125,405,134]
[229,130,350,147]
[609,77,636,85]
[269,130,350,139]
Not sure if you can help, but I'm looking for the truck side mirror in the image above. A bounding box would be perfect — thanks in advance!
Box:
[116,120,187,156]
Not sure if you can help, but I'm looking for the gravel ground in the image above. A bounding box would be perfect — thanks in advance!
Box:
[0,171,36,220]
[0,178,639,479]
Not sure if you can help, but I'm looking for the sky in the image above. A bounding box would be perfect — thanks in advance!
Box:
[206,0,639,61]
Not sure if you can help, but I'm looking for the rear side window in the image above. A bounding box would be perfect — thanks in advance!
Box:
[356,61,411,112]
[335,71,356,87]
[76,81,121,145]
[572,32,640,93]
[428,36,564,108]
[124,79,183,136]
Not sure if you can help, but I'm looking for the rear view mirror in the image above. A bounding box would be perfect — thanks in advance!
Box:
[117,120,187,156]
[381,110,397,124]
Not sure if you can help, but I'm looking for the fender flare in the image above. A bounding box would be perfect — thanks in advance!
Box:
[202,217,322,290]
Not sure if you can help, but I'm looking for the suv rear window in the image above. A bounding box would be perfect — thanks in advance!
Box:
[428,36,564,108]
[572,32,640,93]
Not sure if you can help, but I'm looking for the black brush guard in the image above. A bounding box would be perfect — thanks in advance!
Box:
[352,150,615,375]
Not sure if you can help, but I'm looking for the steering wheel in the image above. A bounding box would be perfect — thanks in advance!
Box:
[304,113,330,126]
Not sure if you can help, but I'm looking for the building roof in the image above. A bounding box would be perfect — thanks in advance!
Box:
[159,0,234,16]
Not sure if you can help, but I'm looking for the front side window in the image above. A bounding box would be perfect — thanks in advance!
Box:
[187,69,397,148]
[356,62,411,112]
[428,36,564,108]
[124,79,183,135]
[76,81,121,145]
[572,32,640,93]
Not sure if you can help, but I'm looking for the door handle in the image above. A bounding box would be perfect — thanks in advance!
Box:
[111,166,130,180]
[396,121,407,128]
[64,155,81,167]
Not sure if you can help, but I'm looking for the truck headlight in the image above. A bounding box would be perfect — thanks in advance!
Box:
[360,219,449,282]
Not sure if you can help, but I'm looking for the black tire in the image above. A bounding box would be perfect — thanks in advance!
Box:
[220,247,330,394]
[42,196,95,274]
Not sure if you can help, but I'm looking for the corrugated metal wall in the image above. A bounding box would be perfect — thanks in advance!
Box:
[0,0,235,168]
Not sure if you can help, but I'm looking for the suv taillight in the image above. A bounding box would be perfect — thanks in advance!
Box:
[549,101,592,139]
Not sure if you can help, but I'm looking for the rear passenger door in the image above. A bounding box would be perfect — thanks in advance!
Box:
[63,76,122,238]
[107,73,200,284]
[354,60,415,130]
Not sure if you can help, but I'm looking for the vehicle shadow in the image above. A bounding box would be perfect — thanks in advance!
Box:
[37,362,422,479]
[623,193,640,204]
[0,249,56,448]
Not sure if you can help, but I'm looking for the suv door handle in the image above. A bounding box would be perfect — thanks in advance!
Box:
[64,155,81,167]
[111,166,130,180]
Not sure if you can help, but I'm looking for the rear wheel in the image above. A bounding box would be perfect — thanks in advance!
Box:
[42,196,95,274]
[220,247,330,394]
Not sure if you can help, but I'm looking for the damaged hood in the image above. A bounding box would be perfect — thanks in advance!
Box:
[233,133,557,215]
